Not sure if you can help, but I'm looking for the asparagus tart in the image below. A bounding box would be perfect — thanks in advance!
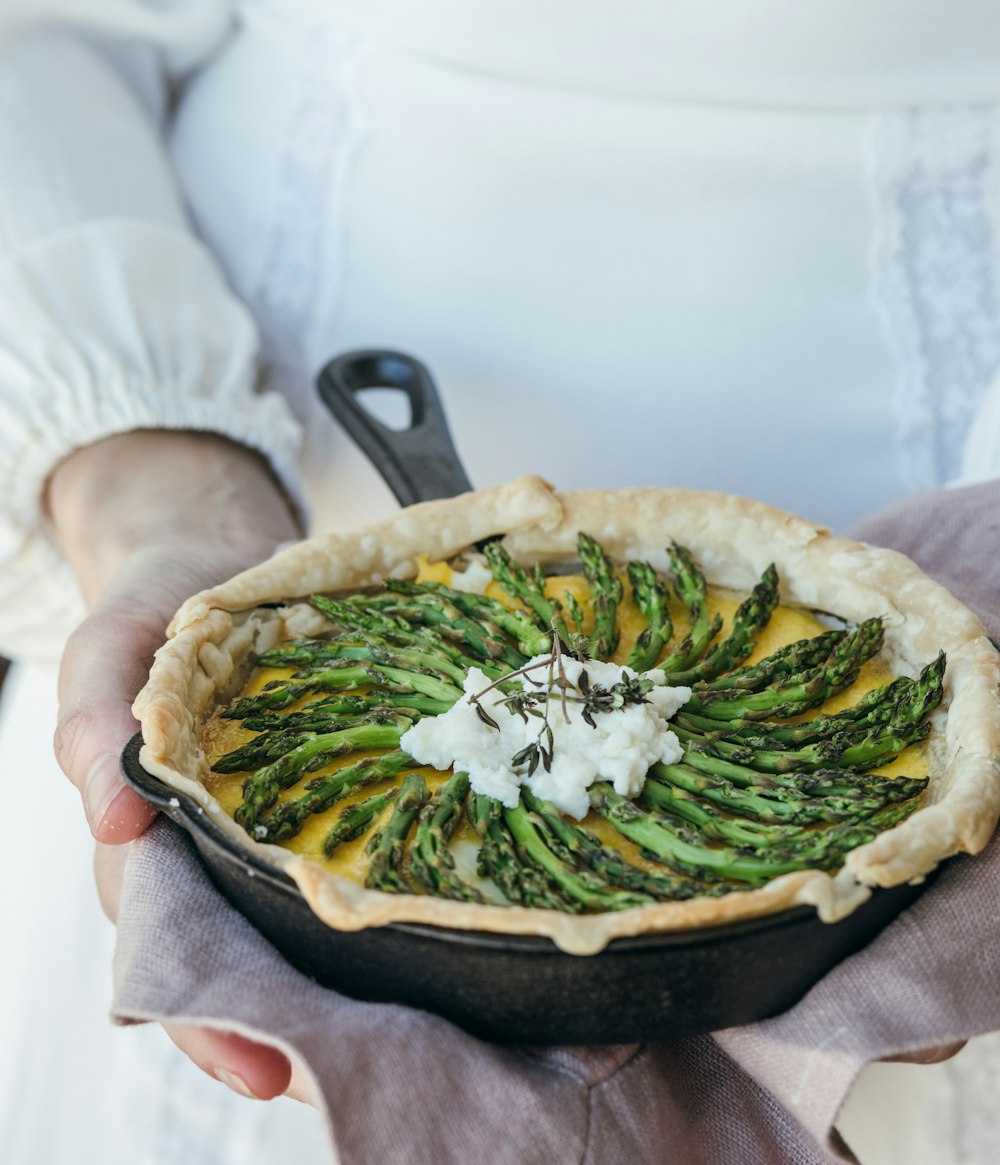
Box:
[133,478,1000,955]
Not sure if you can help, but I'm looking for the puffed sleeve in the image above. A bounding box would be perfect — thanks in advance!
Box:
[0,7,305,661]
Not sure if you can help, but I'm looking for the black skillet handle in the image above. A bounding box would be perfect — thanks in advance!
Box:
[316,349,473,506]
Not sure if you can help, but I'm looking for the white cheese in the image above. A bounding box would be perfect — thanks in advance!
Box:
[448,559,494,594]
[400,654,690,819]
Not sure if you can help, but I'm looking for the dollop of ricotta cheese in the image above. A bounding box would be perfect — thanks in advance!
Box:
[400,655,690,819]
[447,559,494,594]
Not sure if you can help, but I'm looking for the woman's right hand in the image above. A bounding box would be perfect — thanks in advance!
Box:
[48,428,316,1102]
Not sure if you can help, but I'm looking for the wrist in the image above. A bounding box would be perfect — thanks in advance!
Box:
[46,430,302,605]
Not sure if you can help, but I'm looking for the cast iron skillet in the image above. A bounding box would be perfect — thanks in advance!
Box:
[120,348,934,1045]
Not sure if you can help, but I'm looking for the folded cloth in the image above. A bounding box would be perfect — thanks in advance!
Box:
[112,480,1000,1165]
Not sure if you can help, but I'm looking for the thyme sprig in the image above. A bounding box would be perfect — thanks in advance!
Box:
[576,670,656,727]
[466,621,657,777]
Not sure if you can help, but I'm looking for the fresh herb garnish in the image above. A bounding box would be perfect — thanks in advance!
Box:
[467,619,656,774]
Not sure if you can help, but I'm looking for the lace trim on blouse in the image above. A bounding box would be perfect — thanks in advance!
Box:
[871,106,1000,491]
[250,22,368,379]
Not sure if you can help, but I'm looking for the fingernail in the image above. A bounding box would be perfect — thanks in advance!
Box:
[84,754,124,832]
[214,1068,261,1100]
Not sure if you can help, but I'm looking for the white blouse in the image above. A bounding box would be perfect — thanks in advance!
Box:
[4,0,1000,664]
[4,9,1000,1165]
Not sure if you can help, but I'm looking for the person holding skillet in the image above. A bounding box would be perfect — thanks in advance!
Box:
[1,2,999,1161]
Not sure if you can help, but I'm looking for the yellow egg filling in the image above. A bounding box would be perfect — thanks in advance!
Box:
[203,556,927,889]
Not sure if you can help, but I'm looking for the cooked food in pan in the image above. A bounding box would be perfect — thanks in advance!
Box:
[134,478,1000,954]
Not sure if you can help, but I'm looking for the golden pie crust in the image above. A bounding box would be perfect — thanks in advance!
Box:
[133,477,1000,954]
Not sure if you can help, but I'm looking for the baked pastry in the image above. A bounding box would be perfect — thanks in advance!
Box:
[134,477,1000,954]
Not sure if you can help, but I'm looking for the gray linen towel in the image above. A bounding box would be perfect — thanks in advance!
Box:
[112,480,1000,1164]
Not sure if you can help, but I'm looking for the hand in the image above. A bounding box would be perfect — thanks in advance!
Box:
[94,841,316,1101]
[48,429,311,1102]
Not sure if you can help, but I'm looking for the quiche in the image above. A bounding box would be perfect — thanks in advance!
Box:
[133,477,1000,955]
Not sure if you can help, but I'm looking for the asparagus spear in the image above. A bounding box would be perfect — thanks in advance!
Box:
[577,533,623,660]
[365,773,431,893]
[640,774,921,861]
[213,727,318,774]
[234,718,411,832]
[679,744,928,806]
[309,594,479,669]
[654,754,928,824]
[658,543,724,674]
[277,639,469,687]
[383,579,551,658]
[502,799,655,911]
[670,712,932,775]
[683,617,884,720]
[408,771,485,902]
[661,564,780,685]
[673,672,915,745]
[213,705,421,774]
[482,543,571,643]
[625,560,674,672]
[381,583,527,671]
[673,698,892,744]
[563,589,588,640]
[258,750,417,843]
[520,789,726,900]
[239,690,452,733]
[468,793,575,910]
[592,783,807,883]
[254,638,367,668]
[693,630,847,693]
[593,784,919,884]
[323,787,400,856]
[859,650,945,726]
[256,635,463,672]
[468,793,524,905]
[651,761,872,825]
[638,777,788,848]
[763,800,918,866]
[223,661,463,718]
[224,663,373,717]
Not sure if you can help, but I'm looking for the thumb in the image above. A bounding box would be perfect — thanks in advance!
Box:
[55,593,164,843]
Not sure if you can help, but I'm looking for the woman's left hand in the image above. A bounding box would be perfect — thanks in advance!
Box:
[48,428,316,1103]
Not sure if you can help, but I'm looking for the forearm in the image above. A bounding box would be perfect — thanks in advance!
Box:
[47,430,302,608]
